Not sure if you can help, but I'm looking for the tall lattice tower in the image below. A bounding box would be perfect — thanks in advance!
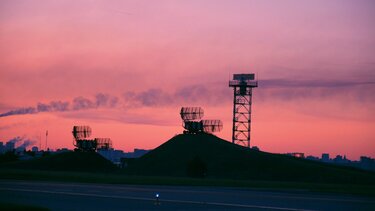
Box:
[229,73,258,147]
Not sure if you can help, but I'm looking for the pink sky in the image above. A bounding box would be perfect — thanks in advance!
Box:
[1,0,374,160]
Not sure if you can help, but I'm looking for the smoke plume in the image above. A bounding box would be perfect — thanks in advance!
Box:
[123,84,229,107]
[0,79,373,118]
[8,136,36,149]
[0,93,119,118]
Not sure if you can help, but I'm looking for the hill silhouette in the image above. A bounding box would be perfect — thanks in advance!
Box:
[1,151,117,172]
[126,133,375,184]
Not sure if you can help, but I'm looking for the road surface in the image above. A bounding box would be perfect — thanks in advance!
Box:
[0,180,374,210]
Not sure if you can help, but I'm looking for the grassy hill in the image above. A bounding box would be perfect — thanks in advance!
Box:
[126,133,375,184]
[0,151,117,172]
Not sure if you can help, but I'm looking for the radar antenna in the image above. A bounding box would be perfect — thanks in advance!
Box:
[180,107,223,134]
[72,126,112,151]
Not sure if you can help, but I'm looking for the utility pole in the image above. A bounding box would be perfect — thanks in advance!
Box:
[45,130,48,151]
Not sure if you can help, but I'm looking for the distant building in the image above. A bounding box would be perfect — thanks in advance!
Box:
[32,146,39,152]
[286,152,305,158]
[5,142,15,152]
[322,153,330,162]
[56,148,70,153]
[333,155,350,164]
[333,155,343,162]
[97,148,151,167]
[360,156,374,163]
[16,146,25,153]
[0,142,4,154]
[306,155,319,161]
[281,151,375,172]
[359,156,375,171]
[97,149,126,166]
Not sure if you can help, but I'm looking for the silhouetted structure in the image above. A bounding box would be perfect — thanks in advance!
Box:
[95,138,113,150]
[125,133,375,182]
[72,126,112,151]
[72,126,92,139]
[180,107,204,121]
[180,107,223,134]
[287,152,305,158]
[229,73,258,147]
[201,120,223,133]
[322,153,330,162]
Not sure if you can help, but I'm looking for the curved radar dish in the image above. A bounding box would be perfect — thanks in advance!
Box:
[201,120,223,133]
[72,126,92,139]
[183,120,223,134]
[180,107,204,121]
[95,138,112,150]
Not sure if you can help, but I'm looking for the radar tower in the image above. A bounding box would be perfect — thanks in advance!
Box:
[229,73,258,147]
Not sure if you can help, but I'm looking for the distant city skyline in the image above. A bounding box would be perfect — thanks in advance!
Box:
[1,0,374,160]
[2,138,374,173]
[1,136,374,163]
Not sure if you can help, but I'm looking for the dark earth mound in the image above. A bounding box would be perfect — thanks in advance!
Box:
[0,151,117,172]
[126,133,375,184]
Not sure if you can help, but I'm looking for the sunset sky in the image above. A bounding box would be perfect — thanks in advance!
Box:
[1,0,374,160]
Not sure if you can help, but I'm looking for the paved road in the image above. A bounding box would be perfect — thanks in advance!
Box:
[0,180,374,210]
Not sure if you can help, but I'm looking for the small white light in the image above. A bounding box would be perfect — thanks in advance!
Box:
[156,193,159,198]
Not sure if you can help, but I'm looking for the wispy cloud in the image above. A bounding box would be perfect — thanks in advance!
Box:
[260,79,375,88]
[257,79,375,103]
[123,84,229,108]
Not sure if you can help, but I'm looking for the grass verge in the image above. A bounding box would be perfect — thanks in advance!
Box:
[0,202,49,211]
[1,168,374,197]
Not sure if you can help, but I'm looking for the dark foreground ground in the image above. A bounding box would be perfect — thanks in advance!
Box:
[0,180,374,211]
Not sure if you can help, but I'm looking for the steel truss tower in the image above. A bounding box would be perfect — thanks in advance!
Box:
[229,74,258,147]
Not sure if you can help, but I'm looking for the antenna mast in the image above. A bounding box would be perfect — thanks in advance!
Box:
[229,73,258,147]
[45,130,48,151]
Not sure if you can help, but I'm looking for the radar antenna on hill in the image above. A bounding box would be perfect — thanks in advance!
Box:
[72,126,92,139]
[180,107,204,121]
[201,120,223,133]
[72,126,112,151]
[180,107,223,134]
